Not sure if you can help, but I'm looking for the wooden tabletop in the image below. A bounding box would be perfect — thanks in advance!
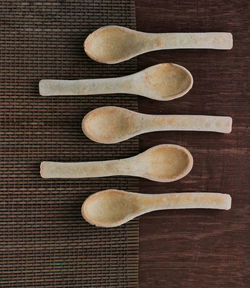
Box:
[135,1,249,287]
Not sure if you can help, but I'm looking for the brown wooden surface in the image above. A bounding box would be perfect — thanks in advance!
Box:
[135,1,250,287]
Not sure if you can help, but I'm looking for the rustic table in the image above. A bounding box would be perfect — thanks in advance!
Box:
[136,1,249,287]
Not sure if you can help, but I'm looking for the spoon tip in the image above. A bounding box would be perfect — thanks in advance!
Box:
[84,35,101,64]
[171,63,194,100]
[170,144,194,182]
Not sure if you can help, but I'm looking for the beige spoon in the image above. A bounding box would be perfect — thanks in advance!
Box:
[40,144,193,182]
[82,189,232,227]
[39,63,193,101]
[84,25,233,64]
[82,106,232,144]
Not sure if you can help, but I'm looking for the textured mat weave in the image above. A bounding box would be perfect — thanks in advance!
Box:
[0,1,138,287]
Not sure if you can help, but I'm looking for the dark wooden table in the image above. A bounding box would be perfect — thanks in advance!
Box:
[135,1,249,287]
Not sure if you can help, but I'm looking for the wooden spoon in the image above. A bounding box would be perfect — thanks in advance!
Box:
[39,63,193,101]
[40,144,193,182]
[82,189,232,227]
[82,106,232,144]
[84,25,233,64]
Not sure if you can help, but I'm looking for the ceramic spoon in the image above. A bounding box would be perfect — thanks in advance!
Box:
[84,25,233,64]
[40,144,193,182]
[82,106,232,144]
[39,63,193,101]
[82,189,232,227]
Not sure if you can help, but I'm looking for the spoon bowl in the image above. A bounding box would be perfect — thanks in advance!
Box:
[130,63,193,100]
[82,106,232,144]
[40,144,193,182]
[82,106,139,144]
[82,189,140,227]
[134,144,193,182]
[84,25,233,64]
[84,26,143,64]
[39,63,193,101]
[82,189,232,227]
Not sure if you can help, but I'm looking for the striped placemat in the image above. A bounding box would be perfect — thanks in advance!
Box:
[0,1,139,287]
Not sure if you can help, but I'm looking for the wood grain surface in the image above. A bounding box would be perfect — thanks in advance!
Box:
[135,1,250,287]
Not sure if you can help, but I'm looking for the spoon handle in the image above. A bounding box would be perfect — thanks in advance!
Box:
[40,159,131,179]
[39,77,129,96]
[143,115,232,133]
[149,32,233,50]
[143,193,231,211]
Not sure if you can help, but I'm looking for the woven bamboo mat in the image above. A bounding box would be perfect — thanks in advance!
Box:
[0,1,138,287]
